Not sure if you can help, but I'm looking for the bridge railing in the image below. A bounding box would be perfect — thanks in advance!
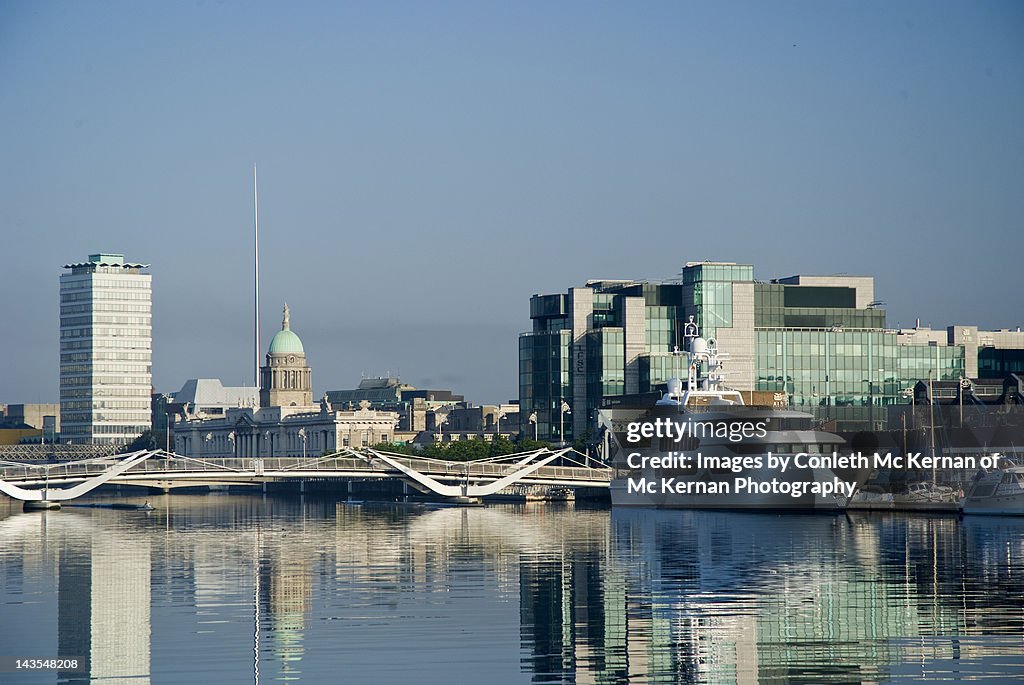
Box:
[0,451,612,485]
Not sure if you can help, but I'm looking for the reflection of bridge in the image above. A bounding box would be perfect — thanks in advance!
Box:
[0,448,612,505]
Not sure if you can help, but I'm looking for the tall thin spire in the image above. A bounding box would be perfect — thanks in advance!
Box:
[282,303,290,331]
[254,164,261,389]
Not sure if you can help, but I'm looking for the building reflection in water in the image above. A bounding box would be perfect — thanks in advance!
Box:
[29,513,152,684]
[260,535,312,679]
[514,508,1023,684]
[2,496,1023,684]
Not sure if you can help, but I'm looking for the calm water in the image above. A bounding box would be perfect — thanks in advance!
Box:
[1,495,1023,684]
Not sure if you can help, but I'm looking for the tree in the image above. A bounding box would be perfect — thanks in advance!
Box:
[120,430,157,453]
[573,428,594,454]
[487,436,515,457]
[514,438,552,452]
[421,441,450,459]
[370,441,415,455]
[445,439,489,461]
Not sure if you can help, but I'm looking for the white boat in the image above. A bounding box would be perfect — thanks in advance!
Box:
[850,481,961,512]
[961,458,1024,516]
[604,318,872,512]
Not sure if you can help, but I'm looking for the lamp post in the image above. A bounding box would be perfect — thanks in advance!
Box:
[228,431,236,458]
[959,376,970,426]
[204,432,213,457]
[927,370,937,486]
[264,430,271,458]
[435,410,449,443]
[298,427,307,459]
[528,412,538,441]
[495,410,506,437]
[559,401,571,447]
[900,387,915,453]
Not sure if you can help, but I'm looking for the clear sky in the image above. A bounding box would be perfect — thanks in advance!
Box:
[1,1,1022,405]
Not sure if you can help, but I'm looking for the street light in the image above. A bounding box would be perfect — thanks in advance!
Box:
[528,411,538,441]
[298,427,307,459]
[435,410,449,443]
[959,376,971,426]
[204,432,213,456]
[559,401,571,446]
[264,430,271,458]
[495,409,506,436]
[228,431,236,458]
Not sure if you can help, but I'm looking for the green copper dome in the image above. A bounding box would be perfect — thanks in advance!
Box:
[268,303,304,354]
[269,329,304,354]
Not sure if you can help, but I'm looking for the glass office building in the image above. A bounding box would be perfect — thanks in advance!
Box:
[519,262,1013,441]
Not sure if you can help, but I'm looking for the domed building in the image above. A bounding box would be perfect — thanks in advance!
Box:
[260,304,313,408]
[172,302,399,459]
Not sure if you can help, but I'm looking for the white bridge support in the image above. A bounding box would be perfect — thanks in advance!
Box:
[0,448,610,505]
[364,447,572,498]
[0,450,156,502]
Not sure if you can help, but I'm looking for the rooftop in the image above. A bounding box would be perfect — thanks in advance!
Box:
[63,252,149,269]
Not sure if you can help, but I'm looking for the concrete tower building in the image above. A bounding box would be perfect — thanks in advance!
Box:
[260,303,313,408]
[59,253,152,445]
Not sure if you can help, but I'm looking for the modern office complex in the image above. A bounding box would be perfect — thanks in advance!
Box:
[59,253,152,445]
[520,262,1024,441]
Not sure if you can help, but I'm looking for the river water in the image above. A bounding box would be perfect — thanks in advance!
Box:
[1,494,1022,684]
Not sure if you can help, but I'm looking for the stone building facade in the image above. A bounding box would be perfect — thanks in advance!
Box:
[174,304,398,458]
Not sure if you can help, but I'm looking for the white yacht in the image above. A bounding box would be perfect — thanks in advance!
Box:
[961,457,1024,515]
[604,319,872,511]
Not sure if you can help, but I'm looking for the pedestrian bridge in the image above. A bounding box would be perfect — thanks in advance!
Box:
[0,447,612,503]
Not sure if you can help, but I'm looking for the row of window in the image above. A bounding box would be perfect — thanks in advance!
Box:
[61,352,151,362]
[683,264,752,284]
[60,339,151,350]
[61,327,151,338]
[90,423,150,434]
[60,290,151,301]
[62,399,150,410]
[61,388,151,399]
[60,363,151,374]
[87,278,150,289]
[61,303,152,315]
[63,315,154,327]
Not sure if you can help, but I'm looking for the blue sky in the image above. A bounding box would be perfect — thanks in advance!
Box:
[1,1,1022,404]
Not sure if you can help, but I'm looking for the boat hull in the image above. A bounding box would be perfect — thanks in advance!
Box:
[961,467,1024,516]
[601,403,870,512]
[610,465,867,512]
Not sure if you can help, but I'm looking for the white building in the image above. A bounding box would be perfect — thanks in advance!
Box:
[174,305,399,457]
[59,253,152,445]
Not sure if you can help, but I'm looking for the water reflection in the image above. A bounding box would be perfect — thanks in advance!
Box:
[607,510,1024,684]
[0,497,1022,684]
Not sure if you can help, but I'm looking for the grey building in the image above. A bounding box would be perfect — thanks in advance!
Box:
[169,379,259,416]
[327,378,464,433]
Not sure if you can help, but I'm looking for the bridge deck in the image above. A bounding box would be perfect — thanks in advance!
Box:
[0,450,613,491]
